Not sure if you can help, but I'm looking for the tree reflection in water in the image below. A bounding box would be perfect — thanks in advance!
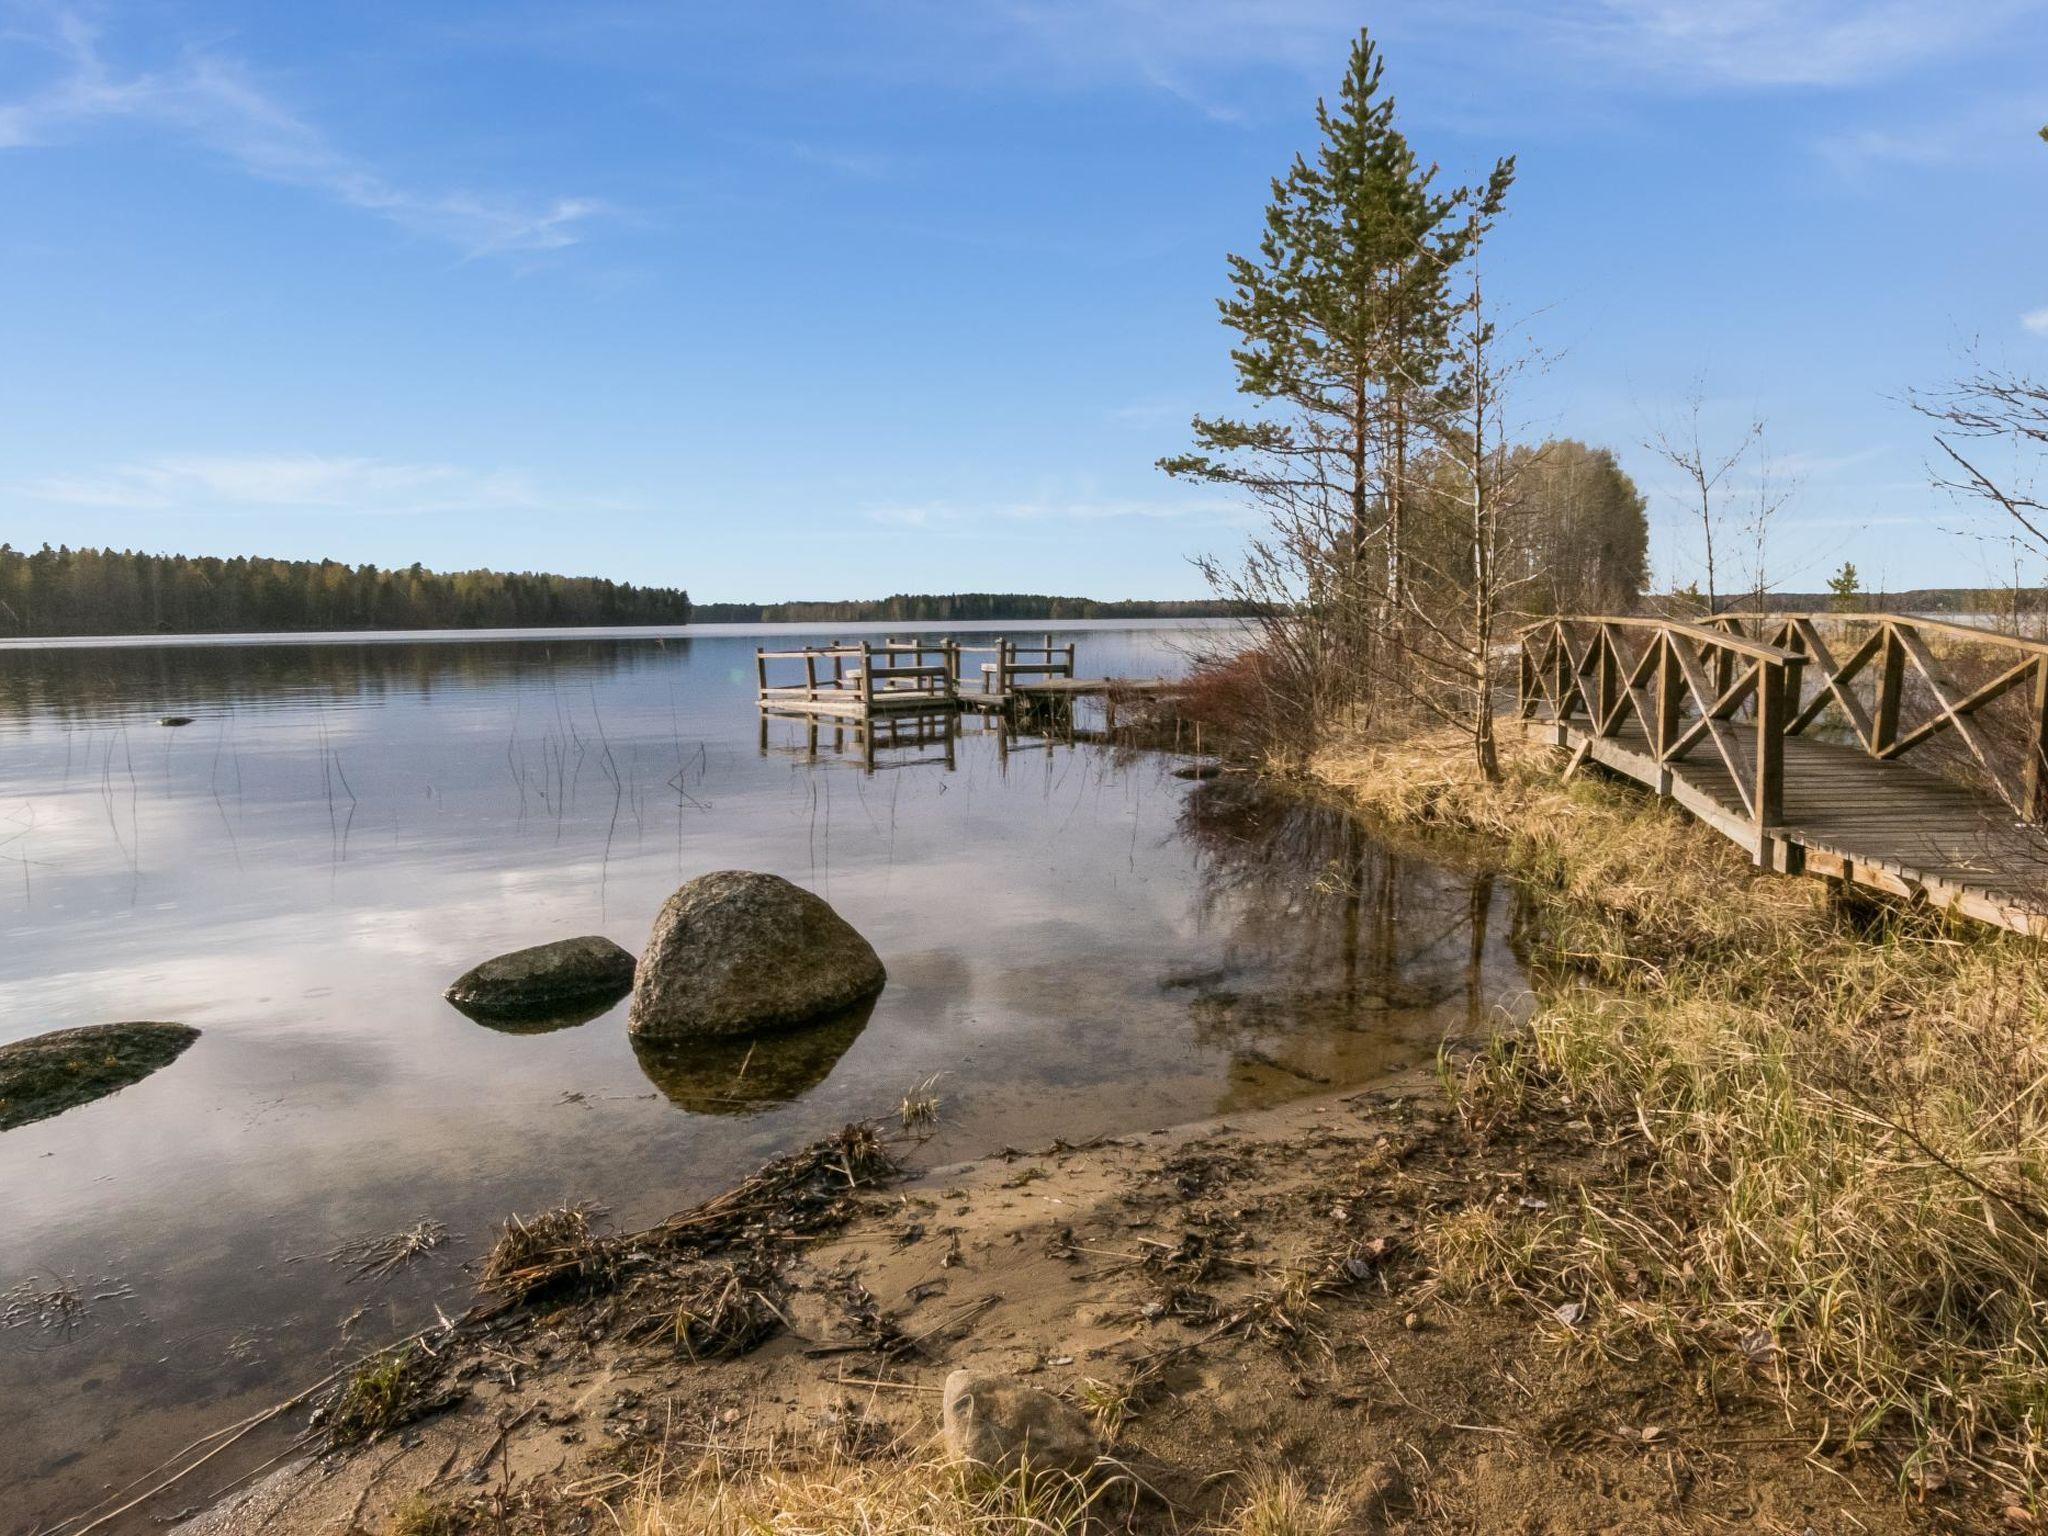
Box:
[1176,778,1532,1101]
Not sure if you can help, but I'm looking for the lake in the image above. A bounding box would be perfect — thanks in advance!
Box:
[0,621,1529,1529]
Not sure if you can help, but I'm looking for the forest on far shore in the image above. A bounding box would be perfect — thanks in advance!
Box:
[0,545,1253,638]
[0,545,692,637]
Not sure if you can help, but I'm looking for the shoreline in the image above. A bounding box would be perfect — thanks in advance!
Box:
[167,1064,1918,1536]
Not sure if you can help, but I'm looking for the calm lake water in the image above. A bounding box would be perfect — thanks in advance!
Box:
[0,621,1530,1530]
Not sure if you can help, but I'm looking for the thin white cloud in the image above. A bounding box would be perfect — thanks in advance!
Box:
[2025,308,2048,336]
[952,0,2044,111]
[1816,89,2048,172]
[0,5,603,257]
[1557,0,2045,90]
[19,454,546,517]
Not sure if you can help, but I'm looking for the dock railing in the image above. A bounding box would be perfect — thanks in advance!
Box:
[755,639,960,710]
[958,634,1076,696]
[1519,612,2048,846]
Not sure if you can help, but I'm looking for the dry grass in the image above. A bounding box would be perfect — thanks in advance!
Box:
[634,1260,787,1359]
[618,1444,1362,1536]
[329,1218,448,1281]
[1210,1469,1359,1536]
[1316,722,2048,1501]
[622,1445,1108,1536]
[478,1204,609,1302]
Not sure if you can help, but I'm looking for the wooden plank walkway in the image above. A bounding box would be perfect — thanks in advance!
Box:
[1521,613,2048,937]
[755,637,1180,726]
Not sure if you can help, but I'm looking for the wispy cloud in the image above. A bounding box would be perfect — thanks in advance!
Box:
[2025,308,2048,337]
[1556,1,2045,90]
[787,140,896,180]
[18,454,547,516]
[1816,89,2048,173]
[0,5,604,257]
[954,0,2045,115]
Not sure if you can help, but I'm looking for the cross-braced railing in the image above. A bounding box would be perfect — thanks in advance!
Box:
[1704,612,2048,822]
[1517,617,1803,845]
[1519,612,2048,849]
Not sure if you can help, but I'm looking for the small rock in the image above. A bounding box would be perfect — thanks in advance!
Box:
[1172,762,1225,780]
[941,1369,1100,1479]
[445,936,635,1019]
[157,716,195,727]
[0,1021,200,1132]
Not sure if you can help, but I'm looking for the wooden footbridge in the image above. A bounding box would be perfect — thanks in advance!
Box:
[1518,612,2048,936]
[755,636,1182,771]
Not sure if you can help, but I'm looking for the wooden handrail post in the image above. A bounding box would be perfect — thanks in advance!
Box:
[1754,657,1787,861]
[804,649,818,700]
[1595,626,1620,736]
[1555,628,1575,719]
[1654,633,1683,780]
[1517,642,1534,718]
[2026,657,2048,822]
[755,647,767,698]
[859,641,873,710]
[1873,623,1905,756]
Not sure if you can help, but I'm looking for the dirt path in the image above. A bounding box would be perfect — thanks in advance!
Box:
[166,1068,1933,1536]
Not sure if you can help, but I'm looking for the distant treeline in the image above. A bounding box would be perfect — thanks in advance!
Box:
[0,545,693,637]
[1656,589,2047,617]
[691,593,1255,623]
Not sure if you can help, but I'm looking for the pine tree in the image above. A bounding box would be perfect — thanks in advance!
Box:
[1827,561,1863,613]
[1162,29,1513,612]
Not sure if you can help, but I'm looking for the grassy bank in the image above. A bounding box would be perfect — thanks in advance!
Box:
[1313,725,2048,1506]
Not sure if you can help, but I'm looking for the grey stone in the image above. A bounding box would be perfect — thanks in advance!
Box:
[628,871,885,1040]
[445,936,635,1016]
[1,1021,199,1132]
[941,1369,1101,1479]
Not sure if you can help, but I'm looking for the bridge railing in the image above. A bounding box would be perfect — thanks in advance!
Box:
[1703,612,2048,822]
[1520,612,2048,831]
[1517,616,1804,840]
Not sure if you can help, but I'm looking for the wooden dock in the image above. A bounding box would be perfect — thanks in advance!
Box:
[756,636,1179,721]
[1518,613,2048,936]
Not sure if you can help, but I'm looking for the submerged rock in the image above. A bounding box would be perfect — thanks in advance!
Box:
[941,1369,1102,1478]
[631,999,873,1113]
[628,871,885,1040]
[1173,761,1226,780]
[445,936,636,1019]
[0,1021,200,1132]
[157,715,195,727]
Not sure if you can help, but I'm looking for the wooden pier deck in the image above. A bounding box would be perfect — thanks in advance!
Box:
[1519,613,2048,936]
[756,637,1181,724]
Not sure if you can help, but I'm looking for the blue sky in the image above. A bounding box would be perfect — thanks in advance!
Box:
[1,1,2044,602]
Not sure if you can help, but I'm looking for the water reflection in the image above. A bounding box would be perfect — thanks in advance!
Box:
[1177,779,1526,1102]
[0,635,679,725]
[630,1000,876,1114]
[449,992,628,1035]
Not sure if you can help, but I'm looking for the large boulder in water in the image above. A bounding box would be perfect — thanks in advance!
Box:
[445,936,636,1019]
[1,1022,199,1131]
[628,871,885,1040]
